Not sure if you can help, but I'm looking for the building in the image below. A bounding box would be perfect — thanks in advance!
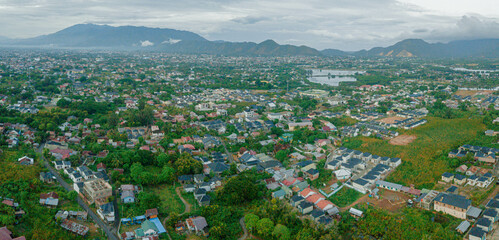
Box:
[186,216,208,234]
[434,193,471,219]
[82,178,112,204]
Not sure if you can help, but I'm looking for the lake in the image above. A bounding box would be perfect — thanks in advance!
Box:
[306,69,365,86]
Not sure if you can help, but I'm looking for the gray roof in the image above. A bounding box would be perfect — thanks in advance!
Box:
[466,206,482,218]
[434,193,471,210]
[376,180,402,190]
[455,221,470,233]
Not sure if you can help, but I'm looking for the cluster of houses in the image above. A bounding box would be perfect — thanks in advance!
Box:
[449,145,499,165]
[120,208,166,240]
[181,173,225,207]
[174,216,209,236]
[0,123,38,148]
[441,171,495,189]
[341,121,399,139]
[119,184,141,204]
[327,147,401,194]
[39,192,59,208]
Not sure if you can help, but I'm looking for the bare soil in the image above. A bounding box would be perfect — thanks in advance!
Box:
[389,135,417,146]
[377,116,407,124]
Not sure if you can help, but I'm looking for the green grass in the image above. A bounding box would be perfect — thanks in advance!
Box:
[149,184,185,215]
[351,117,486,188]
[328,187,362,208]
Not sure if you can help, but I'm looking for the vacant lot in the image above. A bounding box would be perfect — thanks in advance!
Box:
[366,189,411,212]
[149,184,185,215]
[377,116,406,124]
[355,117,486,188]
[329,187,363,208]
[454,90,494,97]
[389,135,417,146]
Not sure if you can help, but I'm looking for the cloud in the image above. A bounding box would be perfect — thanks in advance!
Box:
[232,16,268,24]
[0,0,497,50]
[140,40,154,47]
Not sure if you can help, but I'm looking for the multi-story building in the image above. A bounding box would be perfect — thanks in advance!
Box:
[82,178,112,204]
[434,193,471,219]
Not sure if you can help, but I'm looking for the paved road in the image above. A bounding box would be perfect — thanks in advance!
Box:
[39,145,118,240]
[220,138,235,163]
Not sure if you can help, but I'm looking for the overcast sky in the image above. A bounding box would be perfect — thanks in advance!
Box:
[0,0,498,50]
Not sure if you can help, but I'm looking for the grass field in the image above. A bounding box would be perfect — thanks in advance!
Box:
[329,187,362,208]
[352,117,486,188]
[149,184,185,215]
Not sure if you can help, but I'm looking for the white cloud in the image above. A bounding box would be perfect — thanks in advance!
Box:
[140,40,154,47]
[0,0,497,50]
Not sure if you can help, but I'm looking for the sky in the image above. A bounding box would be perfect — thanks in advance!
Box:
[0,0,498,51]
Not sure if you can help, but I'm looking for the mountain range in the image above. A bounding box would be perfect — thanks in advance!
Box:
[1,23,499,58]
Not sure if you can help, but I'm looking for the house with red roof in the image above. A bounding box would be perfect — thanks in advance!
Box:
[306,194,326,205]
[299,188,316,198]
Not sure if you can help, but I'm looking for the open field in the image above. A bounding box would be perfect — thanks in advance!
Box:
[329,187,363,208]
[389,135,417,146]
[354,117,486,188]
[377,116,406,124]
[454,90,494,97]
[148,184,185,215]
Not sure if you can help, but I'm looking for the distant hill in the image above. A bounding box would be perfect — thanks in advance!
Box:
[354,39,499,58]
[14,23,207,48]
[4,24,321,56]
[162,39,321,56]
[2,24,499,57]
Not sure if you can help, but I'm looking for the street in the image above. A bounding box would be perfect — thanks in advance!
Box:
[39,144,119,240]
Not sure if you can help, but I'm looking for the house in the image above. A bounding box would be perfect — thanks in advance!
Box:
[0,226,26,240]
[454,174,467,185]
[475,217,493,232]
[433,193,471,219]
[334,169,351,180]
[290,195,305,207]
[455,220,470,234]
[466,206,482,221]
[82,178,112,204]
[305,168,319,180]
[39,192,59,207]
[305,194,325,205]
[121,190,135,204]
[310,209,325,221]
[40,172,55,183]
[482,208,498,222]
[299,188,316,198]
[135,220,159,238]
[349,208,363,218]
[17,156,34,165]
[272,189,287,200]
[145,208,159,219]
[376,180,403,192]
[468,226,486,240]
[183,184,196,193]
[297,201,314,214]
[316,200,335,212]
[197,195,211,206]
[441,172,454,183]
[352,178,371,193]
[97,202,115,222]
[186,216,208,234]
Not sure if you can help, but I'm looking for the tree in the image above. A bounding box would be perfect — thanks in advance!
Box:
[256,218,274,238]
[217,175,260,205]
[272,224,291,240]
[137,192,161,213]
[159,165,176,184]
[174,154,203,175]
[244,213,260,233]
[0,203,15,226]
[275,150,288,162]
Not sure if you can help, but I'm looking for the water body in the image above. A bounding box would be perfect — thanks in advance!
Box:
[306,69,365,86]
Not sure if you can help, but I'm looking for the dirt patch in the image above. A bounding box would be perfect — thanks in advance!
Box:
[389,135,416,146]
[454,90,494,97]
[366,189,411,212]
[377,116,407,124]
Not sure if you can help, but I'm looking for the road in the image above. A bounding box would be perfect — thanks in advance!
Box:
[39,144,119,240]
[220,138,235,163]
[175,186,191,214]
